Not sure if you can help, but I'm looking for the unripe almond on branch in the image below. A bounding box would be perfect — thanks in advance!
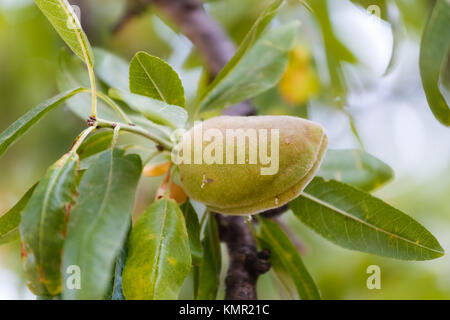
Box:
[174,116,328,215]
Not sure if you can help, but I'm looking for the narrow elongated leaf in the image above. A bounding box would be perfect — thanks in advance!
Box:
[0,88,84,158]
[198,0,284,113]
[0,185,36,245]
[94,47,129,91]
[110,225,131,301]
[62,148,142,300]
[258,218,321,300]
[319,149,393,191]
[292,177,444,260]
[34,0,93,66]
[181,201,203,265]
[198,21,298,112]
[308,0,357,103]
[122,198,191,300]
[419,0,450,126]
[20,152,79,296]
[130,51,185,107]
[383,4,404,75]
[35,0,97,116]
[109,88,188,129]
[195,214,221,300]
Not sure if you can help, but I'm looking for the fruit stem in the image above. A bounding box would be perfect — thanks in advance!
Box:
[70,126,97,154]
[95,118,173,150]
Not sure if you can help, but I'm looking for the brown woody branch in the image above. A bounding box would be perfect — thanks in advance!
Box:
[216,214,271,300]
[113,0,153,34]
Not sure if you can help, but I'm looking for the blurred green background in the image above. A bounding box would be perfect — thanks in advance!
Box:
[0,0,449,299]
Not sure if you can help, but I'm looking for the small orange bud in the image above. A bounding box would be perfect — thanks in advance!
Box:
[154,173,188,204]
[169,182,188,204]
[143,161,171,177]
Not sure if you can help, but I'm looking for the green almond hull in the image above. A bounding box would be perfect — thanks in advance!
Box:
[177,116,328,215]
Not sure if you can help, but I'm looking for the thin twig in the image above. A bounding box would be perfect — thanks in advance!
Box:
[95,118,173,150]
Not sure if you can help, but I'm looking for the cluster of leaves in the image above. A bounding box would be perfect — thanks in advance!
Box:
[0,0,447,300]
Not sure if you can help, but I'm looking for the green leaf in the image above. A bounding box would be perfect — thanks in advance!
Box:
[308,0,358,104]
[291,177,445,260]
[77,130,114,160]
[110,226,131,301]
[122,198,191,300]
[196,0,284,112]
[195,214,221,300]
[198,21,298,112]
[34,0,93,66]
[258,217,321,300]
[130,51,185,107]
[181,201,203,265]
[62,148,142,299]
[109,88,188,129]
[35,0,97,122]
[419,0,450,126]
[0,185,36,246]
[94,47,130,91]
[0,88,84,158]
[319,149,394,191]
[20,152,79,296]
[77,131,114,170]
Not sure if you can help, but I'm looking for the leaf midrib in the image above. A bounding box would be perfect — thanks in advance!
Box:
[300,191,443,255]
[150,199,169,299]
[76,149,115,277]
[136,55,167,103]
[56,0,92,67]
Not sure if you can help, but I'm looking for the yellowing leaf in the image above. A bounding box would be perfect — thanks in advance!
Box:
[20,152,79,296]
[279,46,320,104]
[123,198,191,300]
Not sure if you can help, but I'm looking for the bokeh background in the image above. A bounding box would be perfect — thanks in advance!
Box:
[0,0,449,299]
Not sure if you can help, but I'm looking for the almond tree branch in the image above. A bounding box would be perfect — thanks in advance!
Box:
[113,0,154,34]
[216,214,271,300]
[154,0,235,77]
